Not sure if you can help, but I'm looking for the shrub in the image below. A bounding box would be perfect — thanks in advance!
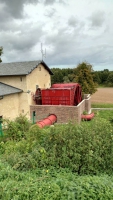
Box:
[0,165,113,199]
[1,117,113,174]
[3,114,31,141]
[41,119,113,175]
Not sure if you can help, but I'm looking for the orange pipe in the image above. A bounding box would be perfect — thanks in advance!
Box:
[36,114,57,128]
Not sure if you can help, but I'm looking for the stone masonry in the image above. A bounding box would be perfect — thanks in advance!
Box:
[30,94,91,124]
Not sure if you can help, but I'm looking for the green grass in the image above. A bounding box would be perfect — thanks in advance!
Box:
[91,103,113,108]
[92,110,113,123]
[91,102,113,122]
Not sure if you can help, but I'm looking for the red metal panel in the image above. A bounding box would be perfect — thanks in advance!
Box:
[41,83,82,106]
[41,88,75,106]
[51,83,82,105]
[51,83,79,89]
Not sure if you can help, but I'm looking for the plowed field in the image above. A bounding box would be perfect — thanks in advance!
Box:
[91,88,113,103]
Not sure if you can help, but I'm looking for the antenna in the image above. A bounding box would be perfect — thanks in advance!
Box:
[41,43,46,61]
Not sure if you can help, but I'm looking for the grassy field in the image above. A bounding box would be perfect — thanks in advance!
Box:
[91,103,113,108]
[92,110,113,123]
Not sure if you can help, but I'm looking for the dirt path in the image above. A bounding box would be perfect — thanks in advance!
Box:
[91,88,113,104]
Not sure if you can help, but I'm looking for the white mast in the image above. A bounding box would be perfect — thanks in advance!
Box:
[41,43,46,61]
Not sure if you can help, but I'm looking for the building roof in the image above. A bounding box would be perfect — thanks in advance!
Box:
[0,60,53,76]
[0,82,23,96]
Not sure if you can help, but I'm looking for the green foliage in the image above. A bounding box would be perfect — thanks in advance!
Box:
[73,62,97,94]
[51,65,113,89]
[100,69,110,85]
[51,62,97,94]
[93,110,113,124]
[1,114,113,198]
[0,162,113,199]
[3,114,31,141]
[82,110,88,115]
[92,71,101,84]
[1,116,113,175]
[51,68,73,85]
[93,69,113,87]
[106,72,113,86]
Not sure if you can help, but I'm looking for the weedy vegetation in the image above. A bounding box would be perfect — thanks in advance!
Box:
[0,112,113,199]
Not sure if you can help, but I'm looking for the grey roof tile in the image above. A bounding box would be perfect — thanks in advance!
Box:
[0,60,53,76]
[0,82,23,96]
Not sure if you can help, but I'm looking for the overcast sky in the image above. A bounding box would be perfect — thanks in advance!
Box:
[0,0,113,71]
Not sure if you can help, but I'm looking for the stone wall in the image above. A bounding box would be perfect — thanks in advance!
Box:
[30,94,91,124]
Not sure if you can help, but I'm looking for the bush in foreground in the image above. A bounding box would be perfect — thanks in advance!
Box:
[0,162,113,200]
[1,116,113,175]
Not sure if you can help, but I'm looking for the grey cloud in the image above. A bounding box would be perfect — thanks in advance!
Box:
[0,22,43,63]
[44,0,54,5]
[68,16,78,27]
[0,0,39,19]
[0,4,10,22]
[45,8,56,17]
[2,46,39,63]
[0,18,19,31]
[44,24,113,67]
[89,11,105,27]
[0,0,112,70]
[4,0,24,18]
[84,45,113,67]
[44,0,66,5]
[44,26,83,65]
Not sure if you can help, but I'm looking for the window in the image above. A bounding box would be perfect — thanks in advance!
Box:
[20,77,22,81]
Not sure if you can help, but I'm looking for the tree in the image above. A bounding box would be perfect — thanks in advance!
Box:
[92,71,101,85]
[51,69,64,85]
[73,62,97,94]
[63,76,70,83]
[0,46,3,62]
[106,72,113,86]
[100,69,110,85]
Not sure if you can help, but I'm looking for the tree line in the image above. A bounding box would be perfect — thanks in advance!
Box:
[51,62,113,94]
[92,69,113,87]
